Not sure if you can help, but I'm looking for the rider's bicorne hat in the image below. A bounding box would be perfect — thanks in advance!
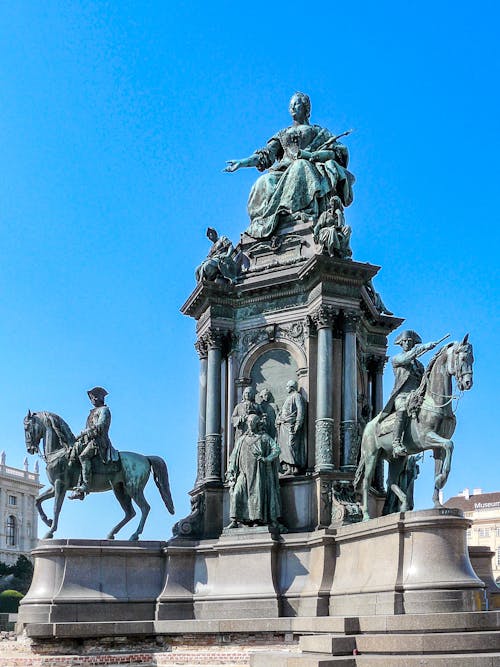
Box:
[87,386,108,400]
[394,330,422,345]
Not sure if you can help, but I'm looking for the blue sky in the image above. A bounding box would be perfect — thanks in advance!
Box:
[1,2,498,539]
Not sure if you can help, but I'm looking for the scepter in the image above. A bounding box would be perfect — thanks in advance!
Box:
[318,128,355,151]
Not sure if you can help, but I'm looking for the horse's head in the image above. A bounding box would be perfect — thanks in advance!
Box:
[24,410,44,455]
[448,334,474,391]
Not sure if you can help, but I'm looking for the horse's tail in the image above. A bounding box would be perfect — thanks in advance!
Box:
[147,456,175,514]
[353,454,365,489]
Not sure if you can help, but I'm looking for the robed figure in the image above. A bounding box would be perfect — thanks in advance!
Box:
[224,92,355,239]
[276,380,306,475]
[226,414,282,529]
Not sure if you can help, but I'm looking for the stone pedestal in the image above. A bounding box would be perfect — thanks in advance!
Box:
[19,540,165,626]
[18,509,485,637]
[329,509,485,616]
[181,251,402,539]
[469,545,500,610]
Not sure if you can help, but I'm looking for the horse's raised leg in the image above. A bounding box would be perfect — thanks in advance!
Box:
[36,487,55,527]
[129,488,150,541]
[424,432,454,508]
[43,479,66,539]
[107,483,136,540]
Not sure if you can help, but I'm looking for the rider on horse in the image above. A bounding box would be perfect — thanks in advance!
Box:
[378,330,439,458]
[69,387,119,500]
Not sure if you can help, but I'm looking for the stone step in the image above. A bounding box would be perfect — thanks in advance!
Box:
[299,630,500,655]
[251,651,500,667]
[250,651,356,666]
[355,654,500,666]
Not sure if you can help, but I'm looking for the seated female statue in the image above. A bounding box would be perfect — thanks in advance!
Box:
[224,92,355,239]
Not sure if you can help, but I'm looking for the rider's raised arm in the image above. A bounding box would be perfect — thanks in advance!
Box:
[392,344,428,367]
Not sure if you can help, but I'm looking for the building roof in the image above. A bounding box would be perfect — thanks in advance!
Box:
[444,491,500,512]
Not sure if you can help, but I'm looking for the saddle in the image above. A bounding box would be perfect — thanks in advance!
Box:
[91,456,121,476]
[377,412,397,437]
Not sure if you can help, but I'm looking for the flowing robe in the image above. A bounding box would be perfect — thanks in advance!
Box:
[277,390,306,470]
[246,124,355,239]
[227,432,281,525]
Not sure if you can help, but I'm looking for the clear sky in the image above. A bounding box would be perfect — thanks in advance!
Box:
[1,2,498,540]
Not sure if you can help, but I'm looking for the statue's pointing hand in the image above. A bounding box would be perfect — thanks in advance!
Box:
[223,160,241,173]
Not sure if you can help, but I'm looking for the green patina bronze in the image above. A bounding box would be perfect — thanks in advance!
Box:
[225,414,285,531]
[24,401,175,540]
[354,335,474,521]
[224,92,355,239]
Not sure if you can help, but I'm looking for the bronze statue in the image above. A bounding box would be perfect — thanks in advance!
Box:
[69,387,118,500]
[379,331,441,457]
[354,335,474,521]
[365,279,393,315]
[195,227,238,284]
[276,380,306,475]
[313,195,352,259]
[224,92,355,239]
[257,388,279,439]
[225,414,283,530]
[24,397,175,540]
[231,386,262,441]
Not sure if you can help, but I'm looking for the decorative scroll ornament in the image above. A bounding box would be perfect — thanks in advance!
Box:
[329,481,363,528]
[172,493,206,538]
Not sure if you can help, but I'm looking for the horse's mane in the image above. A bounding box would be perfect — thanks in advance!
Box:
[37,411,76,447]
[407,342,455,416]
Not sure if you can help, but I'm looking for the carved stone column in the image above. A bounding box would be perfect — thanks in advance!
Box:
[312,305,337,472]
[204,329,225,483]
[194,338,208,488]
[341,311,359,469]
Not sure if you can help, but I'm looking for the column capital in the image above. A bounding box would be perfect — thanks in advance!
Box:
[310,305,338,330]
[203,327,228,350]
[342,310,360,333]
[367,354,387,374]
[194,338,208,359]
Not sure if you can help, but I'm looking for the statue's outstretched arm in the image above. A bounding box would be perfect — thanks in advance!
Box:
[223,154,261,172]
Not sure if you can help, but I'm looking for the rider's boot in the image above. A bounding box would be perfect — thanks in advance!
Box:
[69,459,91,500]
[392,412,408,457]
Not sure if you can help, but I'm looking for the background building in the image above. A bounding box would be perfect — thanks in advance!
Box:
[444,488,500,582]
[0,453,42,564]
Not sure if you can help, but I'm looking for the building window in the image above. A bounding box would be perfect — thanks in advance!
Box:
[6,516,17,546]
[466,529,472,540]
[496,527,500,537]
[8,495,16,506]
[478,527,490,538]
[497,547,500,567]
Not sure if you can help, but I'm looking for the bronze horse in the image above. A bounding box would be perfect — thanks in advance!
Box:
[24,410,174,540]
[354,336,474,520]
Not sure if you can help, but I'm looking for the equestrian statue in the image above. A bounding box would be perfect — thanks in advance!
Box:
[24,387,175,540]
[354,333,474,521]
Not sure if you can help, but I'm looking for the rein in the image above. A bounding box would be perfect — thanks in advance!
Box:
[427,388,463,411]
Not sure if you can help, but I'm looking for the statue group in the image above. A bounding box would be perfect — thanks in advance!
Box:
[25,93,475,541]
[227,381,307,530]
